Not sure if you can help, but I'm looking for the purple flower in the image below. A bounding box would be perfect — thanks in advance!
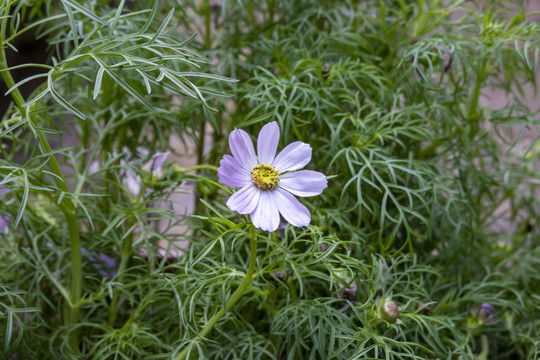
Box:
[218,122,327,232]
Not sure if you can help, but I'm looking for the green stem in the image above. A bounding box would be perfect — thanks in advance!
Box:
[466,58,488,139]
[181,164,218,172]
[175,227,257,360]
[203,0,212,49]
[476,334,489,360]
[287,279,298,302]
[195,0,212,167]
[107,223,134,326]
[0,11,82,352]
[66,211,82,344]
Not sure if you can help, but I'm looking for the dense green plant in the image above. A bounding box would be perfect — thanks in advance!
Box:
[0,0,539,359]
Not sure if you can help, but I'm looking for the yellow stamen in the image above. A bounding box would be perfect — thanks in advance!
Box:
[251,163,280,190]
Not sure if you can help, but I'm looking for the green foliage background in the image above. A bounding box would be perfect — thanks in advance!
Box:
[0,0,539,359]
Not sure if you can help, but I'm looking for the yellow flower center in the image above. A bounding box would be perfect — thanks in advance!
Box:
[251,163,280,190]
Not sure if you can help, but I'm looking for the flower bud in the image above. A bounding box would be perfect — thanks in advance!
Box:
[272,270,288,282]
[263,269,289,286]
[378,299,400,323]
[470,303,496,326]
[141,151,169,182]
[415,300,432,314]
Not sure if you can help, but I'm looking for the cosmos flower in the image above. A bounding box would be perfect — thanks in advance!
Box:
[218,121,327,232]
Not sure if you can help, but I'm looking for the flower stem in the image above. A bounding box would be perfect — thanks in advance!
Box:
[0,11,82,352]
[476,334,489,360]
[175,227,257,360]
[466,57,488,139]
[107,226,134,326]
[180,164,218,172]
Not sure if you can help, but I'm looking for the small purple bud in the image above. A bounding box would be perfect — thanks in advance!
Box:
[443,52,453,73]
[410,38,453,74]
[272,270,287,280]
[471,303,496,325]
[142,151,170,181]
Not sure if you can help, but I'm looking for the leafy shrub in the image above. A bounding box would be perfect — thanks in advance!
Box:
[0,0,538,359]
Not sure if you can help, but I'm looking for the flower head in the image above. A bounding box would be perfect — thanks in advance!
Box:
[218,122,327,232]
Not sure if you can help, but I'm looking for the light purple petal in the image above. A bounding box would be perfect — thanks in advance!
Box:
[229,128,258,170]
[142,151,169,174]
[272,141,312,172]
[274,188,310,228]
[279,170,327,197]
[250,191,280,231]
[226,184,261,214]
[0,188,7,199]
[218,155,252,187]
[151,151,169,171]
[257,122,280,164]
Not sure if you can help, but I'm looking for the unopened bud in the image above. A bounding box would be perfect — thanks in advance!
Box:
[415,300,432,314]
[272,270,288,281]
[264,269,289,286]
[142,151,169,181]
[378,299,400,323]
